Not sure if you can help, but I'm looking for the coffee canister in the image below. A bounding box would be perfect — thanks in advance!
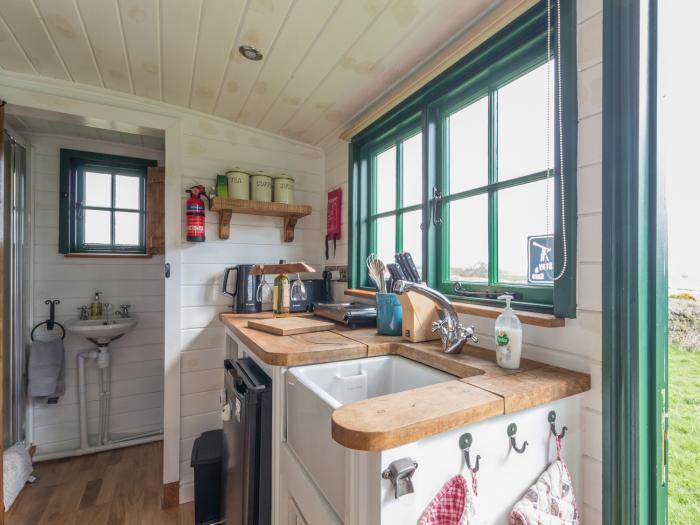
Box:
[273,175,295,204]
[227,170,250,200]
[250,172,273,202]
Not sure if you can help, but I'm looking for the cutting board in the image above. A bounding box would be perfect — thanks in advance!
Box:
[247,317,336,336]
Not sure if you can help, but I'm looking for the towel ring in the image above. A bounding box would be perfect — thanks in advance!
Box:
[30,321,65,341]
[507,423,529,454]
[459,433,481,473]
[31,299,65,341]
[548,410,568,439]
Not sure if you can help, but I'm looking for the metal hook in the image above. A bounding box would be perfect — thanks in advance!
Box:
[507,423,528,454]
[548,410,568,439]
[45,299,60,330]
[459,433,481,473]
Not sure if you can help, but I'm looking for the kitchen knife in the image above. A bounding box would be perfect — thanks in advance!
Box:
[386,263,404,280]
[403,251,421,282]
[395,253,413,282]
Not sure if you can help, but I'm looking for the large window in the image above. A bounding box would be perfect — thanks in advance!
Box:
[370,131,424,275]
[59,150,157,255]
[349,2,577,316]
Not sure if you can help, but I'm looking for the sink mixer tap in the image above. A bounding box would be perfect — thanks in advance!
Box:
[116,304,131,318]
[392,280,478,354]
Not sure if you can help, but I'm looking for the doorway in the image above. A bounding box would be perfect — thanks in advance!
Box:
[1,104,169,517]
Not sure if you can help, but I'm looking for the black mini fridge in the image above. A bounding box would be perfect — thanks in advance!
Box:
[223,358,272,525]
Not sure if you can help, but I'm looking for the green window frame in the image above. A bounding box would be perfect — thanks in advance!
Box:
[368,123,424,274]
[59,149,157,255]
[349,1,578,317]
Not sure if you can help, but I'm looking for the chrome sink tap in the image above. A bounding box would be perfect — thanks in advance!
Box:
[392,280,478,354]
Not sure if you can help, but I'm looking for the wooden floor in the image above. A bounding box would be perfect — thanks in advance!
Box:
[6,441,194,524]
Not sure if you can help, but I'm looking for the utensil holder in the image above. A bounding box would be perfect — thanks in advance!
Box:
[376,293,402,336]
[397,291,440,342]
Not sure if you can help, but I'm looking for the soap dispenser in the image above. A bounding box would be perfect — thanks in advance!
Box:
[494,294,522,369]
[90,292,103,320]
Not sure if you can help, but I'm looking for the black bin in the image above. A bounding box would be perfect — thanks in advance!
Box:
[191,429,223,524]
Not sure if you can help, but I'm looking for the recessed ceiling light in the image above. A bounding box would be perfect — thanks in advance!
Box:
[239,45,263,61]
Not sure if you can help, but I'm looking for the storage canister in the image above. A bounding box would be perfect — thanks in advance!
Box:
[227,169,250,200]
[250,172,273,202]
[273,175,294,204]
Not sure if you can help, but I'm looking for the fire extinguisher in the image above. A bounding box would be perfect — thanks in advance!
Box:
[186,185,208,242]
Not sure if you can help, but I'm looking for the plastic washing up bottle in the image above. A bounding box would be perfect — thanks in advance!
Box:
[494,294,522,369]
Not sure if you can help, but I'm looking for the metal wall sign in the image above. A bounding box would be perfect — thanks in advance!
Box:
[528,235,554,284]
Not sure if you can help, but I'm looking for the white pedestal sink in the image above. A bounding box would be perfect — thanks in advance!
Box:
[65,316,151,454]
[65,316,138,346]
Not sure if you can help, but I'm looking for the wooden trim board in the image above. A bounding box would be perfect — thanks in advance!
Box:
[344,289,565,327]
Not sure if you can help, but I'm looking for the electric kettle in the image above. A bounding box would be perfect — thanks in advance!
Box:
[222,265,261,313]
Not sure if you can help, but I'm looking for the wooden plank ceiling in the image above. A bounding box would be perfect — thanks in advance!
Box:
[0,0,498,144]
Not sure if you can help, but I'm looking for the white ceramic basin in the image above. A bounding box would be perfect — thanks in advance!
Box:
[66,317,138,345]
[286,356,454,517]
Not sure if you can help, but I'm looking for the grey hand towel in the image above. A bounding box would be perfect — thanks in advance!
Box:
[28,339,65,398]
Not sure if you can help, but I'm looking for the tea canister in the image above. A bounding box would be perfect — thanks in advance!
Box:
[273,175,295,204]
[250,172,273,202]
[227,169,250,200]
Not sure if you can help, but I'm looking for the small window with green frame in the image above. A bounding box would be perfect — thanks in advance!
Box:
[348,1,577,317]
[59,149,157,255]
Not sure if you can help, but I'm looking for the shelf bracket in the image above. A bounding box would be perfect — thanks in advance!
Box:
[283,216,298,242]
[218,209,232,240]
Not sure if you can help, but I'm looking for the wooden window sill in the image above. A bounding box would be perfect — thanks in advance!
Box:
[64,253,153,259]
[344,289,565,328]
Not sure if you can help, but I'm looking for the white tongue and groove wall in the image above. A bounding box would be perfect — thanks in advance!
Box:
[29,134,165,458]
[177,116,324,501]
[320,1,604,523]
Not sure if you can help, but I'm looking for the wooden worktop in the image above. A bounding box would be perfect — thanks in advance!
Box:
[220,313,367,366]
[220,314,591,451]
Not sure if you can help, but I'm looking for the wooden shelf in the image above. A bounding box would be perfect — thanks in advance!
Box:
[344,289,565,328]
[209,197,312,242]
[250,262,315,275]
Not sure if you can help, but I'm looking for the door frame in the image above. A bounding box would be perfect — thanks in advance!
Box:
[1,99,6,525]
[602,0,667,523]
[0,74,184,507]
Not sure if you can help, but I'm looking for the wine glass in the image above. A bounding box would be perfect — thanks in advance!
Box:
[256,274,273,303]
[290,273,307,302]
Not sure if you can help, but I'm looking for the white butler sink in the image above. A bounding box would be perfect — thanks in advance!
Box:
[66,317,137,345]
[286,356,454,517]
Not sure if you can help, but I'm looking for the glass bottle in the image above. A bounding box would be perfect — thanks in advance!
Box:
[273,271,290,317]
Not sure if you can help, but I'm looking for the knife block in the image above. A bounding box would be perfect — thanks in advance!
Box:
[398,291,440,343]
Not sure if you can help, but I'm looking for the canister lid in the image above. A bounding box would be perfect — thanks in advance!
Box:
[274,174,294,181]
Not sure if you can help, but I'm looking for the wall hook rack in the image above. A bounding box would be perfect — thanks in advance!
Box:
[507,423,528,454]
[459,432,481,473]
[548,410,568,439]
[31,299,65,341]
